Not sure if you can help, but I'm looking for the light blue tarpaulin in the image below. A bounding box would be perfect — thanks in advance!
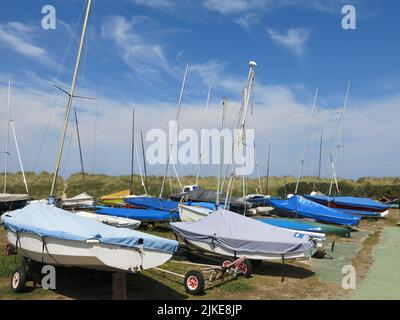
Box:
[2,202,178,254]
[304,195,388,212]
[125,197,179,212]
[97,207,179,222]
[268,195,361,227]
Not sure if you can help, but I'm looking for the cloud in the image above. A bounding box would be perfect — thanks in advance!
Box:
[234,13,261,30]
[131,0,175,8]
[267,27,311,57]
[203,0,266,14]
[0,22,46,59]
[101,15,177,79]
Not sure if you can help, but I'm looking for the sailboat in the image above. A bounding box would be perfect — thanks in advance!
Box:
[172,62,317,265]
[0,80,29,213]
[60,108,94,209]
[2,0,178,292]
[304,83,389,218]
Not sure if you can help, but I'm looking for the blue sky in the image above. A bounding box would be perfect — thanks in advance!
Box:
[0,0,399,182]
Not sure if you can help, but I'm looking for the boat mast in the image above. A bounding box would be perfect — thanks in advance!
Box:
[140,130,148,194]
[195,85,211,186]
[50,0,92,201]
[131,108,135,193]
[74,108,87,192]
[135,141,148,194]
[329,153,340,194]
[265,141,271,195]
[312,130,323,192]
[225,61,257,209]
[5,81,29,194]
[294,86,319,195]
[3,80,11,193]
[216,97,228,206]
[329,82,350,196]
[159,63,189,198]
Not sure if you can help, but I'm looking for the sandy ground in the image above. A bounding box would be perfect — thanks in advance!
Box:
[0,209,398,300]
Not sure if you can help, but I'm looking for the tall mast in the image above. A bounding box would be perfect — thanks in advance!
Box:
[313,130,323,192]
[140,130,148,194]
[195,85,211,186]
[134,142,147,194]
[294,86,319,195]
[50,0,92,201]
[3,80,11,193]
[265,141,271,195]
[131,108,135,192]
[225,61,257,209]
[216,97,228,206]
[329,81,350,196]
[10,120,29,194]
[74,108,87,192]
[159,63,189,198]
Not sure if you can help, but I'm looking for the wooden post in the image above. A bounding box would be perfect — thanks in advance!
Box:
[112,272,127,300]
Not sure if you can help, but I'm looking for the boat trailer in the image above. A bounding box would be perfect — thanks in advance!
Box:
[154,255,252,295]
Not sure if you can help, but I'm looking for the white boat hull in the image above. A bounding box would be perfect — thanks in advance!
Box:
[75,211,141,229]
[179,205,212,222]
[6,231,172,272]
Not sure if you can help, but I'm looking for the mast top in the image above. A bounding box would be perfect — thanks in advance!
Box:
[249,61,257,67]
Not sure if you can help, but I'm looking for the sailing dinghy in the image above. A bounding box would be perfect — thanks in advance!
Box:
[61,192,94,209]
[75,210,141,229]
[304,194,389,217]
[2,202,178,272]
[171,208,317,261]
[268,195,361,227]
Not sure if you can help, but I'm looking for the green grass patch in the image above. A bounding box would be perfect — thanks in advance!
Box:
[217,278,254,293]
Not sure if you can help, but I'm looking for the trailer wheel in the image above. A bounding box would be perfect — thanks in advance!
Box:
[220,257,235,268]
[184,270,205,295]
[237,259,253,278]
[11,267,27,293]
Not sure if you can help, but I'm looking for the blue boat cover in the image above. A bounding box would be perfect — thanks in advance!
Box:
[304,195,388,211]
[258,218,323,233]
[332,207,381,218]
[97,207,179,222]
[2,202,178,254]
[268,195,361,226]
[125,197,179,212]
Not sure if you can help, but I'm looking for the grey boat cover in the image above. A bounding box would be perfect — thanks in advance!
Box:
[170,209,316,256]
[0,193,29,202]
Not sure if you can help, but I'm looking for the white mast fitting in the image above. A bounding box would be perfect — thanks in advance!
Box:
[49,0,92,203]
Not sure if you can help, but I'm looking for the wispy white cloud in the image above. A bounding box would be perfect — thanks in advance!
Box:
[234,13,261,30]
[101,15,178,80]
[0,22,46,59]
[203,0,266,14]
[0,22,58,69]
[267,27,311,57]
[131,0,175,8]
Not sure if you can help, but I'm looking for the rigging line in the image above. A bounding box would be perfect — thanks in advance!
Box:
[134,141,147,195]
[294,86,319,194]
[30,3,87,172]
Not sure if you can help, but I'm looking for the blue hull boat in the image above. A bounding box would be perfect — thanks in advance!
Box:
[268,195,361,227]
[97,207,179,222]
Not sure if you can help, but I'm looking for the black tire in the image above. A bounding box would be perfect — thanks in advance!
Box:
[11,267,27,293]
[5,243,14,256]
[184,270,205,295]
[250,259,262,267]
[237,259,253,278]
[219,257,235,268]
